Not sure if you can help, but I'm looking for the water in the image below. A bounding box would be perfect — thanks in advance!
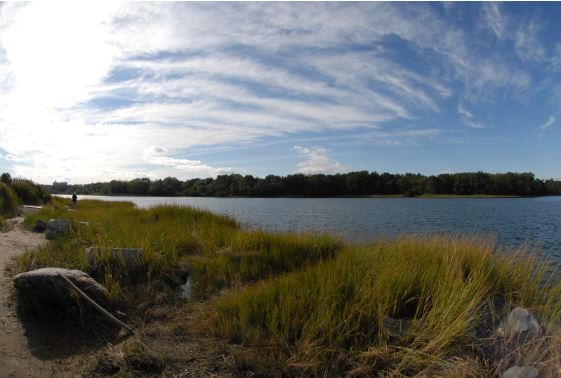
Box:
[60,195,561,256]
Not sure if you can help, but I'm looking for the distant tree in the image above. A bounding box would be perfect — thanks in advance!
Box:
[1,172,12,185]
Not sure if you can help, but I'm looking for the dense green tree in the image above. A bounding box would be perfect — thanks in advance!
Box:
[42,171,561,197]
[1,172,12,185]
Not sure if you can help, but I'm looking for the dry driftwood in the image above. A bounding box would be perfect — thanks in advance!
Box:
[57,272,134,335]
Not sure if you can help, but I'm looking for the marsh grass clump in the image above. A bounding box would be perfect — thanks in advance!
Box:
[15,199,345,307]
[214,236,561,376]
[0,215,8,232]
[0,181,19,218]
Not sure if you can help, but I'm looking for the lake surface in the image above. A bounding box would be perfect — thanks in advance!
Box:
[60,195,561,257]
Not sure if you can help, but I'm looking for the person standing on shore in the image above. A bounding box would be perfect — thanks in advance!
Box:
[72,192,77,206]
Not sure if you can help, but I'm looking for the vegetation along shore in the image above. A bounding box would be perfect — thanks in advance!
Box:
[1,176,561,376]
[47,171,561,198]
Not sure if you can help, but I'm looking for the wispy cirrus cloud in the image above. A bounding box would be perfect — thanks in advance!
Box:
[1,3,561,182]
[143,145,231,175]
[540,116,555,130]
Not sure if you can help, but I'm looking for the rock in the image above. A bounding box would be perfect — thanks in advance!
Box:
[500,366,539,378]
[18,205,42,214]
[45,219,72,239]
[382,317,410,338]
[13,268,108,318]
[497,307,541,338]
[161,267,189,287]
[34,219,47,232]
[86,247,144,268]
[180,277,192,300]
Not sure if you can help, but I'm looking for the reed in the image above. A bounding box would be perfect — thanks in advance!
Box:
[214,236,561,376]
[16,199,344,302]
[14,199,561,376]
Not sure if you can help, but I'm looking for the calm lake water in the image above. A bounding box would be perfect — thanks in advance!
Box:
[60,195,561,256]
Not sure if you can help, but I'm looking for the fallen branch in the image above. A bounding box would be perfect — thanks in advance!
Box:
[57,272,134,335]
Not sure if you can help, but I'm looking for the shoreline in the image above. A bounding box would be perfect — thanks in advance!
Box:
[6,198,561,376]
[52,193,548,199]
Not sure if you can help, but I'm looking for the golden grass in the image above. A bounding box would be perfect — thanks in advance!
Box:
[16,198,343,302]
[12,198,561,376]
[214,236,561,376]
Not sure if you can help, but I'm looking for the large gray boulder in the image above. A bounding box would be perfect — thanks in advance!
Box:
[45,219,72,239]
[13,268,108,318]
[500,366,539,378]
[497,307,541,338]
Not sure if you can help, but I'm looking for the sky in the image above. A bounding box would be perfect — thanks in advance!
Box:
[1,2,561,184]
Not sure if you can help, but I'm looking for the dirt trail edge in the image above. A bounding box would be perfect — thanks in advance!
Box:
[0,217,56,377]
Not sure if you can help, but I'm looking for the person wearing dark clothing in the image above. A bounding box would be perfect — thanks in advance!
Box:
[72,192,77,204]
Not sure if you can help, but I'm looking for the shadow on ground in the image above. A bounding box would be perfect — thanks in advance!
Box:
[20,315,128,360]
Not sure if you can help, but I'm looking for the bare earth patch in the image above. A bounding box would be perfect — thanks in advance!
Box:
[0,217,61,377]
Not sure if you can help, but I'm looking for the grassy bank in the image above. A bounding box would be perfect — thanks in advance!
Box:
[215,237,561,376]
[10,199,561,376]
[17,198,343,301]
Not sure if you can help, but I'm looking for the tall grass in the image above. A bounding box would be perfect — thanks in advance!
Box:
[15,199,344,302]
[215,236,561,376]
[0,182,19,218]
[13,199,561,376]
[0,215,8,232]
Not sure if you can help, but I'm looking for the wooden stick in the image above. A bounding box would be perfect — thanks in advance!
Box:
[57,272,135,335]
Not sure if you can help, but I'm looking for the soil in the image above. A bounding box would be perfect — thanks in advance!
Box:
[0,217,60,377]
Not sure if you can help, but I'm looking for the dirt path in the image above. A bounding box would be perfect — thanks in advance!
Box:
[0,217,57,377]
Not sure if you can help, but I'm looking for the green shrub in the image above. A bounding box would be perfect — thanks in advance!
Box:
[10,178,50,205]
[0,182,18,217]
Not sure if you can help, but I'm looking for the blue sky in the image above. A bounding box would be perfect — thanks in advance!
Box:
[1,2,561,184]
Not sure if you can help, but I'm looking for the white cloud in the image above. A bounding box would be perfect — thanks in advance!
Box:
[464,120,485,129]
[142,145,231,176]
[458,103,485,129]
[458,103,474,119]
[0,3,556,182]
[540,116,555,130]
[293,146,343,174]
[481,3,506,39]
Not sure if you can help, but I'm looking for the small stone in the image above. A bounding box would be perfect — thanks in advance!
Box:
[34,219,47,232]
[500,366,539,378]
[180,277,192,300]
[496,307,540,338]
[381,317,410,337]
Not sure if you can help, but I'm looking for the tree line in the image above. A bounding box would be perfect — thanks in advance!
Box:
[45,171,561,197]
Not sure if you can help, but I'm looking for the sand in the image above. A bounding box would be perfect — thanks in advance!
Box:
[0,217,57,377]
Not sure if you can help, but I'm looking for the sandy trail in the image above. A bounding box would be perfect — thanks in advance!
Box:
[0,217,57,377]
